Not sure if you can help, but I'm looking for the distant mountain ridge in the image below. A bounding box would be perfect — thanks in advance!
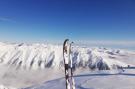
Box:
[0,42,130,70]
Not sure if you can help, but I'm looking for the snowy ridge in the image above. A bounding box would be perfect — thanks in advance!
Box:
[0,42,130,70]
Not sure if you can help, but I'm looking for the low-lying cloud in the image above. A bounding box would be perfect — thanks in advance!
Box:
[76,40,135,48]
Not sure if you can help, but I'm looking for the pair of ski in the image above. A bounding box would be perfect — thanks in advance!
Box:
[63,39,75,89]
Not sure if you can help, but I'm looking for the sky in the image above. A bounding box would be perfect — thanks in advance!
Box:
[0,0,135,44]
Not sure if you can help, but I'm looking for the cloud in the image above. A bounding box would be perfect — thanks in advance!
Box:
[75,40,135,47]
[0,17,15,23]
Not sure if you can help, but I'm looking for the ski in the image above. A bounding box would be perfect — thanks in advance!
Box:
[63,39,70,89]
[69,42,76,89]
[63,39,76,89]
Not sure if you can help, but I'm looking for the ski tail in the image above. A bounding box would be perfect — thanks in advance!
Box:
[63,39,69,63]
[63,39,76,89]
[69,42,76,89]
[63,39,70,89]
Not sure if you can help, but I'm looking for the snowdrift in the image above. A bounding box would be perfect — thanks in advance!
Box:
[0,42,129,71]
[0,85,16,89]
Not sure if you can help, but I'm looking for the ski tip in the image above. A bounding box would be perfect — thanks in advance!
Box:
[63,39,69,45]
[71,42,74,44]
[64,39,69,42]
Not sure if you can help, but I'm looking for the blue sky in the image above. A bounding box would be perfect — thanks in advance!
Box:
[0,0,135,43]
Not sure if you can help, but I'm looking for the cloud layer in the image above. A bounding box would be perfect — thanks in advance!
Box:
[75,40,135,47]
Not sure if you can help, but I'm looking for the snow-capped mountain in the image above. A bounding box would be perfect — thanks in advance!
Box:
[0,42,130,70]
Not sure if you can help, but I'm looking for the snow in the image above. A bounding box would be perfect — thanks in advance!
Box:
[0,85,16,89]
[0,42,135,89]
[24,69,135,89]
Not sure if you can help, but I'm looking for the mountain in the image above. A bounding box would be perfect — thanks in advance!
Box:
[0,42,131,70]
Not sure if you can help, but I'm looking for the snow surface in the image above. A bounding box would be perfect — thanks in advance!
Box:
[24,69,135,89]
[0,42,135,89]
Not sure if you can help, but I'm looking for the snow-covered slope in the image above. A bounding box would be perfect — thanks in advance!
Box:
[0,42,130,70]
[25,69,135,89]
